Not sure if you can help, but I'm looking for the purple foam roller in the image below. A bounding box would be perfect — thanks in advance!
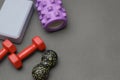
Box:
[36,0,67,32]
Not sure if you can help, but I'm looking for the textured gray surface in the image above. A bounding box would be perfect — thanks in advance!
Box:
[0,0,120,80]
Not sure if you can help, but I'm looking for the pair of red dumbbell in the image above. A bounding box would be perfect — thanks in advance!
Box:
[0,36,46,69]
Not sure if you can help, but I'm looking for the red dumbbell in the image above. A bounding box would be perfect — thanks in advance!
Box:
[8,36,46,69]
[0,39,16,60]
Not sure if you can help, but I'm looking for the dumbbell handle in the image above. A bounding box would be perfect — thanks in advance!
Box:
[18,44,37,61]
[0,48,8,60]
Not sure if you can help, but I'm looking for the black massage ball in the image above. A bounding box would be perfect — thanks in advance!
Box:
[32,50,58,80]
[41,50,58,68]
[32,63,50,80]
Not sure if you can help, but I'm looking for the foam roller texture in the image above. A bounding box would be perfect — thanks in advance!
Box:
[36,0,67,32]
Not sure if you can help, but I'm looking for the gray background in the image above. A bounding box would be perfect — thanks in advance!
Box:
[0,0,120,80]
